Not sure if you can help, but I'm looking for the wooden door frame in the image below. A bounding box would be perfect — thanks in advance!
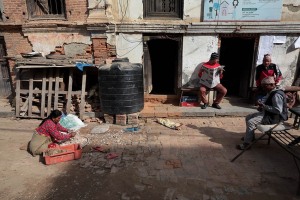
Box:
[0,37,12,98]
[143,34,182,95]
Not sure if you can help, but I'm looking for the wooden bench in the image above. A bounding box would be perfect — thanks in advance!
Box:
[179,87,216,106]
[231,123,300,195]
[290,107,300,130]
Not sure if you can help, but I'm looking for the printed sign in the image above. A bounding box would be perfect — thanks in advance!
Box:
[204,0,283,21]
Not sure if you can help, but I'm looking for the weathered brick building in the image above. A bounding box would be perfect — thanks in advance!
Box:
[0,0,300,118]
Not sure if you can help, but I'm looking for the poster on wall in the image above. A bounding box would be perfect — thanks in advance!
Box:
[203,0,283,21]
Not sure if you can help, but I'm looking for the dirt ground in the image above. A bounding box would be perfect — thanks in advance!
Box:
[1,117,300,200]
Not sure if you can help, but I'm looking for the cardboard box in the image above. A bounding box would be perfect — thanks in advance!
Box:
[181,95,198,102]
[180,95,199,107]
[43,144,82,165]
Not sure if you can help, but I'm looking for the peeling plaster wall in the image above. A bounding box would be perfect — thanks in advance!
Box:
[114,0,143,21]
[282,2,300,21]
[114,0,300,23]
[116,33,143,63]
[106,33,116,46]
[182,35,219,86]
[25,32,92,56]
[283,0,300,6]
[183,0,201,22]
[270,37,300,86]
[115,0,202,21]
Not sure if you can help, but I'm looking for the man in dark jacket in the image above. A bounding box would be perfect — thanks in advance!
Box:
[237,76,288,150]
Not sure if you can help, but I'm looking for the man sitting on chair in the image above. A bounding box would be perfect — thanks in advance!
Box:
[236,76,288,150]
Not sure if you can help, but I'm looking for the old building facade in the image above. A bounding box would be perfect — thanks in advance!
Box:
[0,0,300,116]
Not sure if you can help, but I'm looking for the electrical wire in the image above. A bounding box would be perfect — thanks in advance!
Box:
[120,33,143,43]
[116,41,142,57]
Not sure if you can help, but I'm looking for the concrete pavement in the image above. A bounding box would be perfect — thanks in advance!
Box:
[0,96,257,119]
[140,97,257,118]
[0,115,300,199]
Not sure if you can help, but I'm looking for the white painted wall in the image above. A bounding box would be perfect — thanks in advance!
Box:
[182,35,219,86]
[116,33,143,63]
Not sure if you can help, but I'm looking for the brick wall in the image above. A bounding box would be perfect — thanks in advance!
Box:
[65,0,88,22]
[2,0,88,23]
[3,29,32,91]
[3,30,32,57]
[2,0,27,23]
[92,38,116,65]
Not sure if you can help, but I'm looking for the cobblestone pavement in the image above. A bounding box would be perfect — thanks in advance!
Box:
[0,117,300,200]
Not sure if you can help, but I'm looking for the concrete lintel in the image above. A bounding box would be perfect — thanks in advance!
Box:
[100,22,300,34]
[22,26,85,33]
[86,24,109,32]
[91,33,107,39]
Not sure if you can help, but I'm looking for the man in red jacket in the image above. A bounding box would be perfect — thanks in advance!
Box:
[198,52,227,109]
[255,54,282,102]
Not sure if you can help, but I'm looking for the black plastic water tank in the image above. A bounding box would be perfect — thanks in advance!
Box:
[98,58,144,114]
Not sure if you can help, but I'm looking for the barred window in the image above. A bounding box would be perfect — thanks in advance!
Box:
[144,0,183,19]
[27,0,66,19]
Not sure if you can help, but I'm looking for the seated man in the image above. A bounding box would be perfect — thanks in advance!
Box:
[198,52,227,109]
[237,76,288,150]
[255,54,282,101]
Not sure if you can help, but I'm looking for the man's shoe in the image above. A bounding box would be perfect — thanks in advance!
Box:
[212,103,221,109]
[236,143,250,150]
[201,103,208,109]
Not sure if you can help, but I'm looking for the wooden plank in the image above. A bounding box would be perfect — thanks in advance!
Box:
[17,78,63,82]
[16,65,76,69]
[40,69,47,118]
[47,68,53,116]
[66,69,73,114]
[15,69,21,117]
[54,68,60,110]
[20,97,29,116]
[27,73,34,117]
[20,89,87,95]
[80,68,87,119]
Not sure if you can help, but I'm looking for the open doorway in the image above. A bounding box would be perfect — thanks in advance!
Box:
[144,37,180,95]
[219,37,256,98]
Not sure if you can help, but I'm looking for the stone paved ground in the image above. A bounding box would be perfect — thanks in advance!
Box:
[0,117,300,200]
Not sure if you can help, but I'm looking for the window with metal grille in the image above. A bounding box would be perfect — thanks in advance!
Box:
[144,0,183,19]
[27,0,66,19]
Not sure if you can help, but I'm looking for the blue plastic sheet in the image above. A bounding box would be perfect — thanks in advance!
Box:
[75,62,93,71]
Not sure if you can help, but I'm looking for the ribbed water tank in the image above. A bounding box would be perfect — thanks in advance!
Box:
[98,58,144,114]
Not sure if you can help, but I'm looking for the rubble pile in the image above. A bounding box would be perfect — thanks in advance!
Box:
[74,127,149,174]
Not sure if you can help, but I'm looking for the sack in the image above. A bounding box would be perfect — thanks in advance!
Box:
[59,114,86,131]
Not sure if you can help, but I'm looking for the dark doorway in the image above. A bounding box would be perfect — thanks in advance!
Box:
[219,37,255,97]
[147,39,179,95]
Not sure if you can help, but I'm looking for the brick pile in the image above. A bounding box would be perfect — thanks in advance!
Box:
[104,113,140,126]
